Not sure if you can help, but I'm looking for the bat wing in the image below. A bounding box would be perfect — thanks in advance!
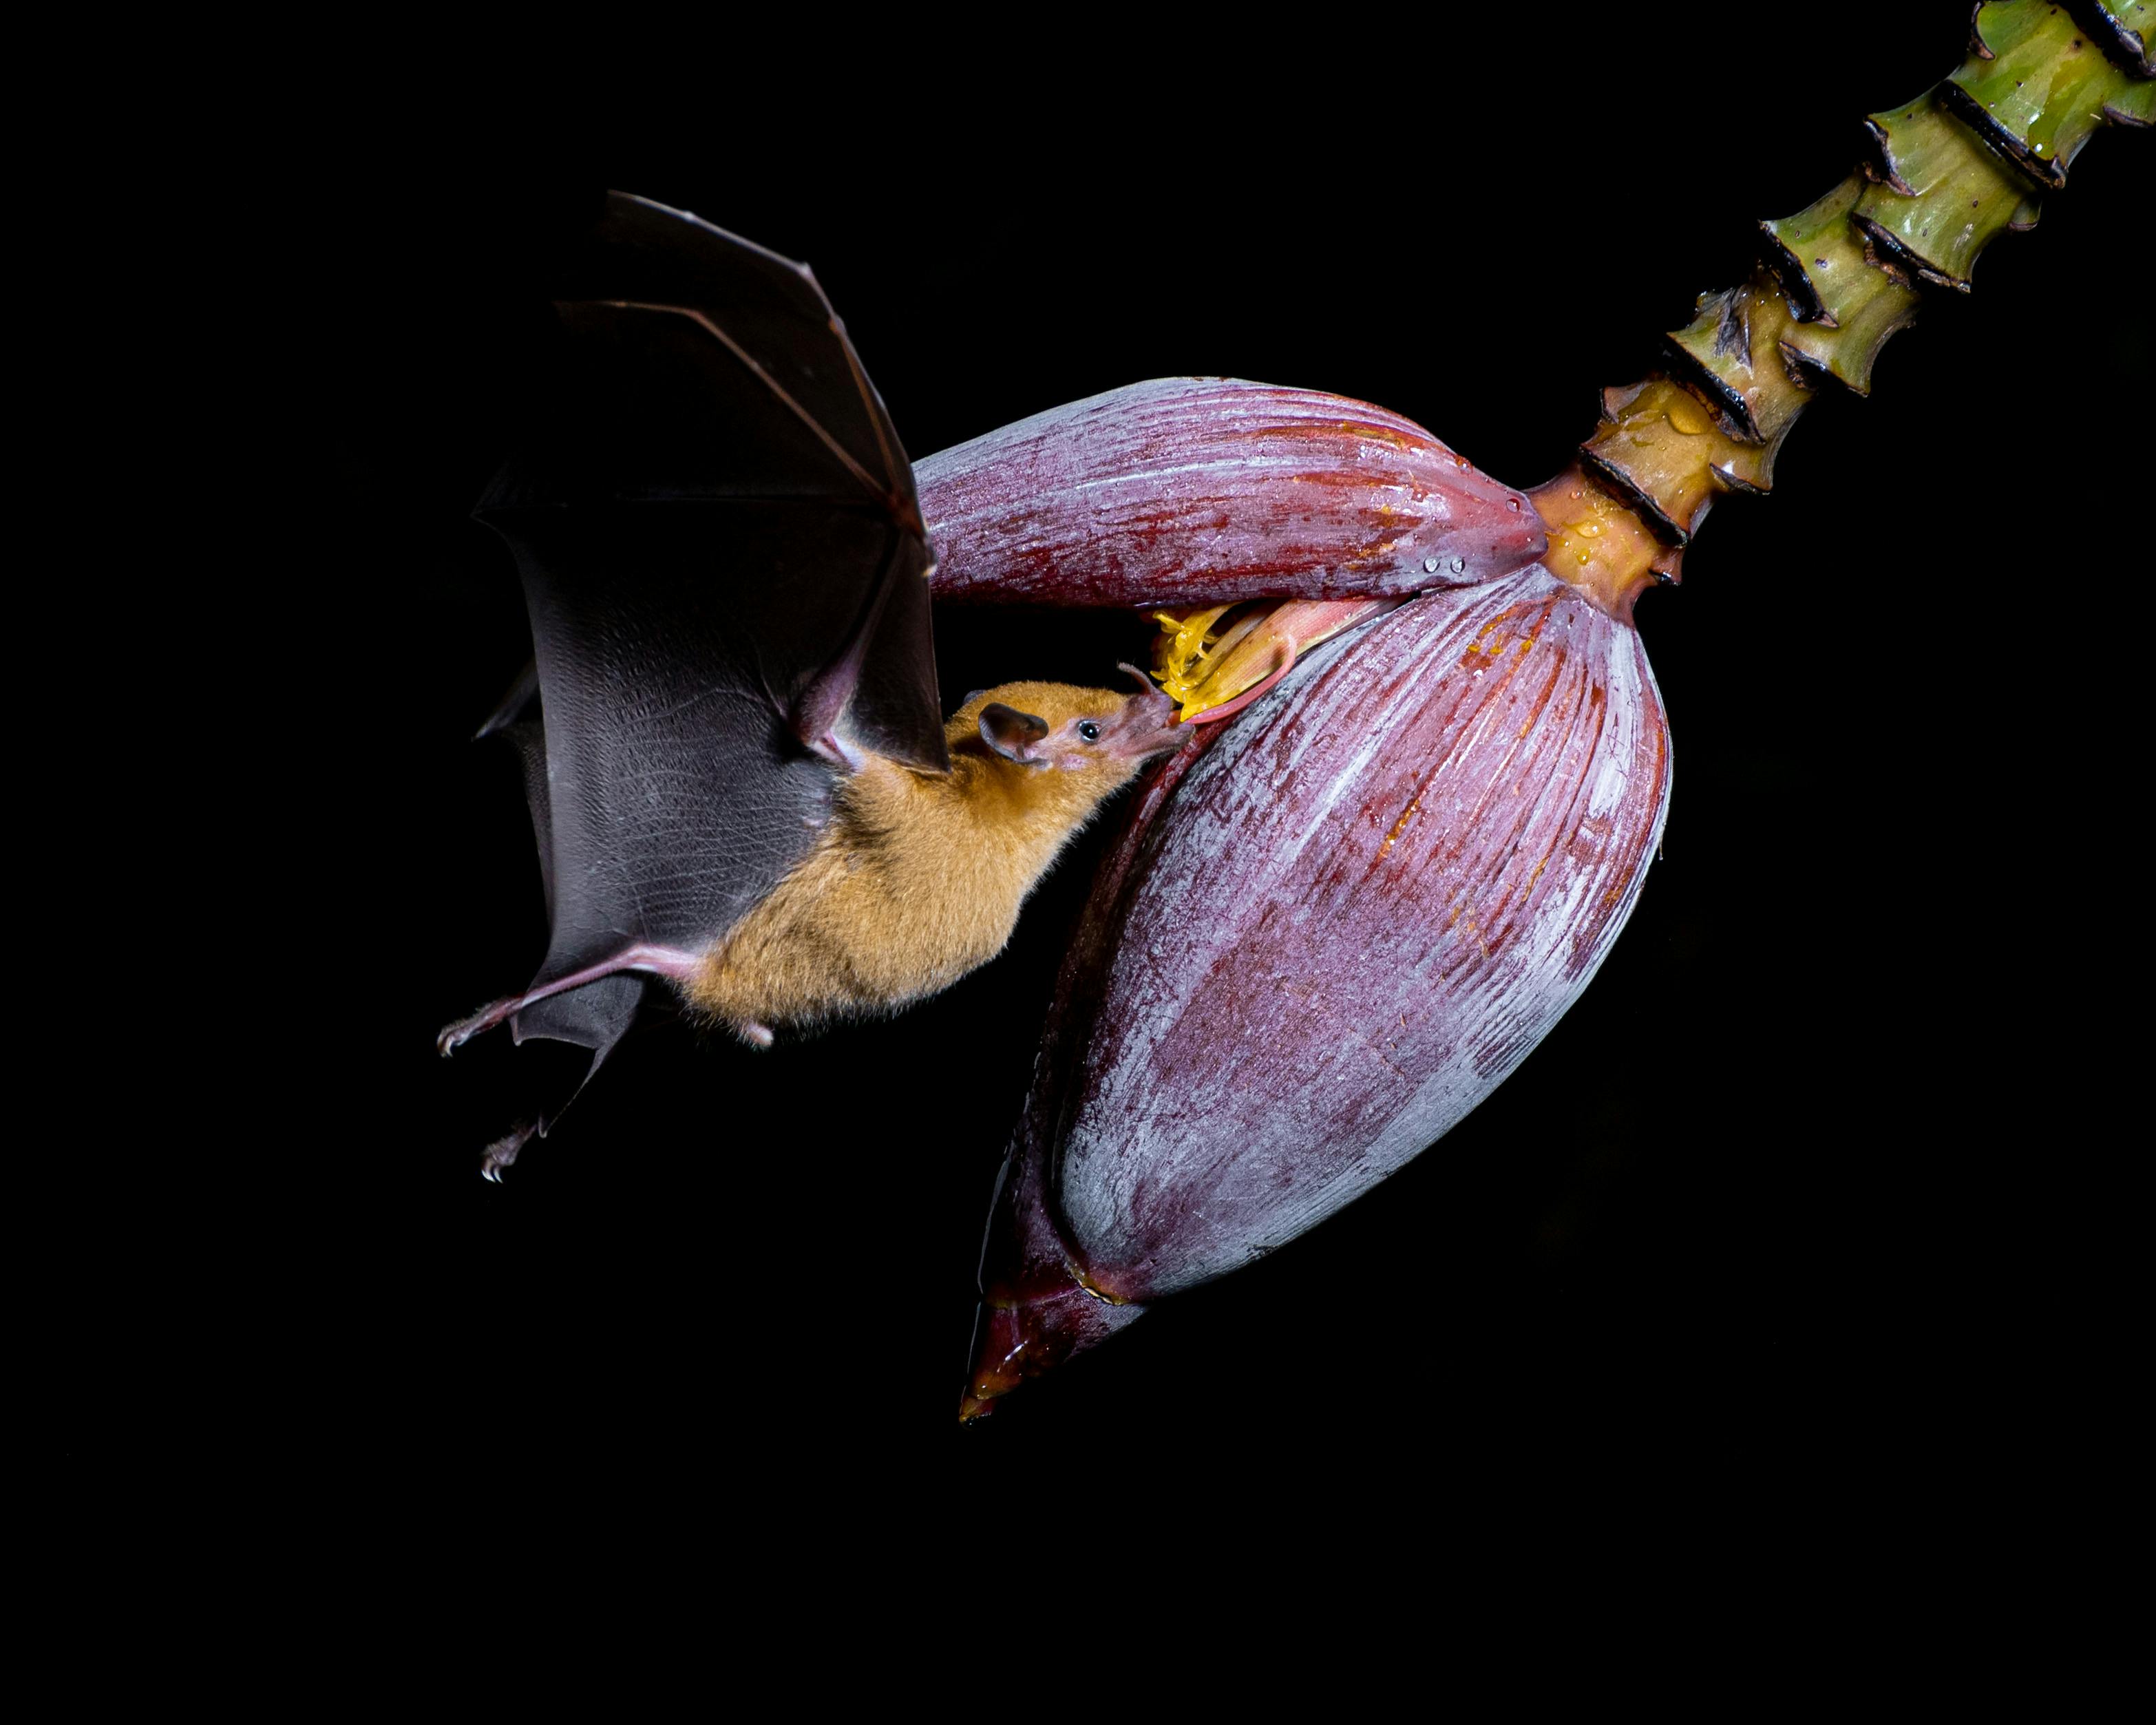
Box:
[454,191,946,1130]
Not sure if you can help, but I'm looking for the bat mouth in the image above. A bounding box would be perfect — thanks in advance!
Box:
[1106,663,1189,757]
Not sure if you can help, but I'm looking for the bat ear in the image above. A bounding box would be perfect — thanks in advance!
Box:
[979,703,1050,764]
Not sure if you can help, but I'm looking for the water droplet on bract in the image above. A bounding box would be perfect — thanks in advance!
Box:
[1424,557,1440,574]
[1450,556,1465,573]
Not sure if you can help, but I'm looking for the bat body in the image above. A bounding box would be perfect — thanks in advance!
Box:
[686,673,1181,1043]
[445,667,1181,1174]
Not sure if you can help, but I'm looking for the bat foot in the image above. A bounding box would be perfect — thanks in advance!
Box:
[437,998,516,1057]
[480,1120,538,1182]
[740,1021,775,1050]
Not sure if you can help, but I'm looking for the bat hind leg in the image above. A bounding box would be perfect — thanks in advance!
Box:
[436,942,704,1056]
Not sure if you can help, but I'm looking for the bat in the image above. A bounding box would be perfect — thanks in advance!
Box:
[430,191,951,1171]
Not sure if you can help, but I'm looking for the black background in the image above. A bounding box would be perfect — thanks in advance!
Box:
[174,11,2148,1507]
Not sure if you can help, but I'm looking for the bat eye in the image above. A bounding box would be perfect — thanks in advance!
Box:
[1078,721,1101,743]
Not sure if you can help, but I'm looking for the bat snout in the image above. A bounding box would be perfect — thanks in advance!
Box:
[1096,668,1186,761]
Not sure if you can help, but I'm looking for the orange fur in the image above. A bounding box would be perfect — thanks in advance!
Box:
[686,679,1180,1040]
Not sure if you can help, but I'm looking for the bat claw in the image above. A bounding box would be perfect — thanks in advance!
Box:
[438,997,518,1057]
[479,1119,538,1183]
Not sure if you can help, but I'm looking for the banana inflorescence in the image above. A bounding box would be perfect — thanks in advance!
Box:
[921,1,2147,1417]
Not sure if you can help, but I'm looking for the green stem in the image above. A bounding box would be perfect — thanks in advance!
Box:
[1544,0,2148,615]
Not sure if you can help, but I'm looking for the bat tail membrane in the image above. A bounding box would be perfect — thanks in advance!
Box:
[507,973,647,1139]
[466,975,648,1183]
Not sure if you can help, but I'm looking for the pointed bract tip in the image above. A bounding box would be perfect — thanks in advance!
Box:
[957,1287,1145,1423]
